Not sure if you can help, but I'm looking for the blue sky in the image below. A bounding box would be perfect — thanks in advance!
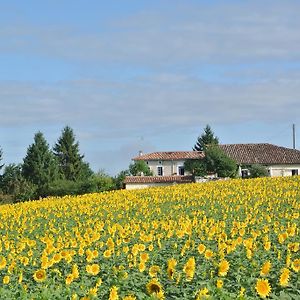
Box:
[1,0,300,175]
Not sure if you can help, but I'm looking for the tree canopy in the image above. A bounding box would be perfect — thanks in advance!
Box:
[193,124,219,151]
[53,126,92,181]
[204,145,237,178]
[184,159,206,177]
[129,160,153,176]
[22,132,59,195]
[188,125,237,178]
[0,147,4,171]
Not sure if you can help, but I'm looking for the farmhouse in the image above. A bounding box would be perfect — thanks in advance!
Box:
[124,143,300,189]
[124,151,202,190]
[220,143,300,177]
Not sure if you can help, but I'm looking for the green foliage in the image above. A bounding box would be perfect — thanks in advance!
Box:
[0,147,4,171]
[247,164,269,178]
[193,124,219,151]
[46,171,114,197]
[114,169,130,189]
[47,179,83,197]
[90,170,115,192]
[129,160,153,176]
[184,159,206,176]
[22,132,59,197]
[204,145,237,178]
[1,163,37,202]
[53,126,93,181]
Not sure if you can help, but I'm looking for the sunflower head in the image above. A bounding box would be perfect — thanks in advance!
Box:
[255,278,271,298]
[146,278,164,298]
[279,268,290,287]
[33,269,47,282]
[291,258,300,272]
[260,261,271,276]
[218,259,230,276]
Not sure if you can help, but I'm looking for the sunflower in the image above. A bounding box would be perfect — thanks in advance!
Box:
[52,253,62,264]
[264,241,271,251]
[218,259,230,276]
[33,269,47,282]
[260,261,271,276]
[104,249,112,258]
[123,296,136,300]
[72,264,79,279]
[198,244,206,254]
[146,278,164,299]
[86,264,100,276]
[216,279,223,289]
[167,258,177,279]
[255,278,271,298]
[65,274,74,285]
[183,257,196,281]
[196,287,209,299]
[279,268,290,287]
[138,244,146,251]
[140,252,149,262]
[149,265,160,277]
[108,286,119,300]
[89,287,98,297]
[0,256,7,270]
[3,275,10,284]
[204,249,213,260]
[138,262,146,272]
[291,258,300,272]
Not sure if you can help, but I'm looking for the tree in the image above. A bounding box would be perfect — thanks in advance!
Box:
[0,147,4,172]
[193,124,219,151]
[129,160,153,176]
[114,169,130,189]
[204,145,237,178]
[247,164,269,178]
[1,163,37,202]
[53,126,93,181]
[184,159,206,176]
[22,132,59,196]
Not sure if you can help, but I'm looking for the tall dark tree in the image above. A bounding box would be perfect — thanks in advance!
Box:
[0,147,4,171]
[22,132,59,195]
[193,125,219,151]
[53,126,92,181]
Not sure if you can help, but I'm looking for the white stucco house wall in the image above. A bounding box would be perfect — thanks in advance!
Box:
[132,151,204,176]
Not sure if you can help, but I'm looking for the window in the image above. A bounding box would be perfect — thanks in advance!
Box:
[178,166,185,175]
[241,169,249,178]
[292,169,298,176]
[157,166,163,176]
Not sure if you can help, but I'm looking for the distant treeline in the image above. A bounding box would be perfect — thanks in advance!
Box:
[0,126,127,204]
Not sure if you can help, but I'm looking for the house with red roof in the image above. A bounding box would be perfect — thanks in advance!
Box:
[124,151,203,189]
[220,143,300,177]
[124,144,300,189]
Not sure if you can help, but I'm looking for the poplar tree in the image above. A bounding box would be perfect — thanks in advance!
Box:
[0,147,4,171]
[193,124,219,151]
[22,132,59,195]
[53,126,92,181]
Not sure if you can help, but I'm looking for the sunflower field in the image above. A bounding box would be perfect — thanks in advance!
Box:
[0,176,299,300]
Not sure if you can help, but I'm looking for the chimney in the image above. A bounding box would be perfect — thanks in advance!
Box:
[139,150,143,156]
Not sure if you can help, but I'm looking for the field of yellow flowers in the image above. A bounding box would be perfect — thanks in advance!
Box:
[0,176,299,300]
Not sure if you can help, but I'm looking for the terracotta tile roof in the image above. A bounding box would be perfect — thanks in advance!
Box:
[220,143,300,165]
[133,151,204,161]
[124,175,194,184]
